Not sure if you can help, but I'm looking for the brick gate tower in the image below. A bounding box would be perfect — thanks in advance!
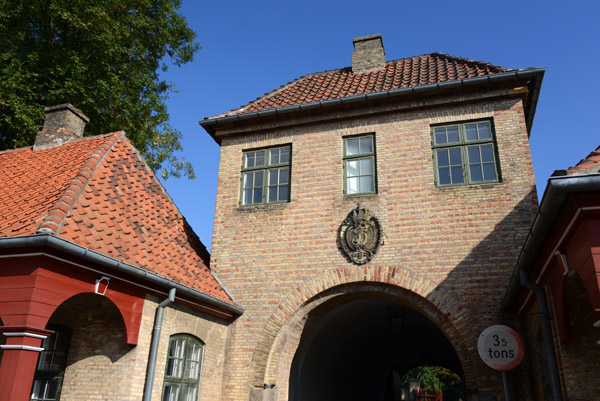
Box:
[200,35,544,401]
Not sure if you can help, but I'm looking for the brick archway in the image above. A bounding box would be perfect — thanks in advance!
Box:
[248,265,480,399]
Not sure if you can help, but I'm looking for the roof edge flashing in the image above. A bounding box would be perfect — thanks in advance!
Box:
[0,234,243,316]
[199,68,546,137]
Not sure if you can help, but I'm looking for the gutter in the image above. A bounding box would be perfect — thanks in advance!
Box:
[0,233,243,316]
[502,173,600,311]
[199,68,545,141]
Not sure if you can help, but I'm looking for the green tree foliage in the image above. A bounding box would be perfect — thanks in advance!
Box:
[0,0,198,178]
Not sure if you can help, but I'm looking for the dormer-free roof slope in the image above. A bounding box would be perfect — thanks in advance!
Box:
[0,131,235,306]
[212,52,521,118]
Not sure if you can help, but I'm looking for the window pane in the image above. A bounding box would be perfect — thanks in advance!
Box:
[31,380,46,399]
[451,166,464,184]
[360,158,373,175]
[245,153,255,168]
[185,361,200,379]
[359,137,373,153]
[163,385,179,401]
[434,128,447,144]
[478,122,491,139]
[347,177,359,194]
[483,163,497,181]
[437,150,449,167]
[37,352,52,371]
[254,171,263,186]
[347,160,359,177]
[268,187,277,202]
[360,176,374,193]
[481,145,494,162]
[470,165,483,182]
[269,170,278,186]
[279,168,289,184]
[449,149,462,165]
[346,139,359,155]
[270,149,280,164]
[253,188,262,204]
[465,124,478,141]
[45,379,58,399]
[280,147,290,163]
[244,189,253,205]
[438,168,451,185]
[183,386,198,401]
[468,147,481,163]
[243,173,252,188]
[255,151,265,167]
[447,126,459,143]
[279,185,289,201]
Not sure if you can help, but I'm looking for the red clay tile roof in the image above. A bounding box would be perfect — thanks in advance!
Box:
[552,145,600,176]
[215,53,513,118]
[0,133,235,306]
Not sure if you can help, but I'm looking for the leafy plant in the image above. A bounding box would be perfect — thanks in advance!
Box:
[0,0,199,178]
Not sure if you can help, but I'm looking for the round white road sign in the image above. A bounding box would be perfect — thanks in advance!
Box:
[477,325,524,371]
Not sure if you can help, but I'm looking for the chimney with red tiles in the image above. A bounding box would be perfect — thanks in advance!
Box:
[33,103,90,150]
[352,34,386,73]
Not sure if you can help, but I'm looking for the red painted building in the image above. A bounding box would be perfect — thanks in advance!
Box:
[0,104,242,401]
[503,146,600,400]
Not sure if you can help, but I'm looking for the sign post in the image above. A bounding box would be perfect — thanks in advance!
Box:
[477,325,525,401]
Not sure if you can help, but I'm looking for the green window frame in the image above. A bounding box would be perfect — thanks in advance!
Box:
[30,325,72,401]
[162,334,204,401]
[432,120,500,187]
[240,145,291,205]
[343,134,376,195]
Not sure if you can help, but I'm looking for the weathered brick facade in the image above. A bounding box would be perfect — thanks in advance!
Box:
[208,86,539,400]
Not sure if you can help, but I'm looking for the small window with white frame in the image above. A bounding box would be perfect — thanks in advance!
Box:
[241,145,291,205]
[343,134,376,195]
[432,120,500,187]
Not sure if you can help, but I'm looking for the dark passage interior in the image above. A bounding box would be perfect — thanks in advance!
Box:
[289,296,464,401]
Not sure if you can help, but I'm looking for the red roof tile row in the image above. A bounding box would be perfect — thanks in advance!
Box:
[553,146,600,176]
[215,53,512,118]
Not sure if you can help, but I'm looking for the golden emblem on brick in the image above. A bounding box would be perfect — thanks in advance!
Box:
[337,202,383,265]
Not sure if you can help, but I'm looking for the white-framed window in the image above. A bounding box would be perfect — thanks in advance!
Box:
[432,120,500,187]
[241,145,291,205]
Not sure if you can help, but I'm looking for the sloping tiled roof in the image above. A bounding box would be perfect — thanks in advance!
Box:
[0,133,235,306]
[552,146,600,176]
[216,53,512,117]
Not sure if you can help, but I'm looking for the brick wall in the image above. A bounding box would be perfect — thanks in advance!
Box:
[210,91,538,400]
[48,292,229,401]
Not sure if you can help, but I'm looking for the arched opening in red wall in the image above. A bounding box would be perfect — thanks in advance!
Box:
[30,293,134,401]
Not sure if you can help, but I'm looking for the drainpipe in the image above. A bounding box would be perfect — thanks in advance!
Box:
[143,288,176,401]
[519,270,563,401]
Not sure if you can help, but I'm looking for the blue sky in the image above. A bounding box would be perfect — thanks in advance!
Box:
[160,0,599,249]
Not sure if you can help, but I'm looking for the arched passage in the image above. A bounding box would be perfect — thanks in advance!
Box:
[289,293,464,401]
[247,265,481,401]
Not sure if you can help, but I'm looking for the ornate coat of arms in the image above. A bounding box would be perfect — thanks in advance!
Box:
[337,202,383,265]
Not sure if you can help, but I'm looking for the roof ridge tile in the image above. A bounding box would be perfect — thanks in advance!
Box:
[37,132,125,235]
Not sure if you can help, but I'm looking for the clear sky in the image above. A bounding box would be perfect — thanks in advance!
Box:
[159,0,599,250]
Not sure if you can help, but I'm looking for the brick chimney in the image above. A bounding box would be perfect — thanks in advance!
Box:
[33,104,89,150]
[352,34,386,73]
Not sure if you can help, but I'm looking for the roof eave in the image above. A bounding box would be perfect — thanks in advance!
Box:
[199,68,546,144]
[501,172,600,312]
[0,233,244,317]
